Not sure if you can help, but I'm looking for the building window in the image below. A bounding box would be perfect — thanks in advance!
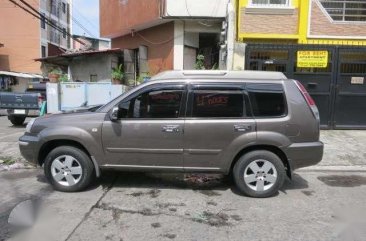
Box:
[90,74,98,82]
[50,20,60,44]
[251,0,290,7]
[62,28,67,38]
[40,13,46,29]
[62,2,66,14]
[319,0,366,22]
[41,45,46,58]
[51,0,58,16]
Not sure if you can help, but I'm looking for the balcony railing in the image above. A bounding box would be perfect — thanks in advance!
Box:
[319,0,366,22]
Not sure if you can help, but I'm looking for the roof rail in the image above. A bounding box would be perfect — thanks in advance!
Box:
[182,70,228,76]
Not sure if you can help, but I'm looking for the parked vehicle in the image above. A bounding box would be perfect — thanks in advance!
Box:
[19,71,323,198]
[0,83,46,125]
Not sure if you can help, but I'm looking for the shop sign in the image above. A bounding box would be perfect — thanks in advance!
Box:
[297,51,328,68]
[351,77,364,85]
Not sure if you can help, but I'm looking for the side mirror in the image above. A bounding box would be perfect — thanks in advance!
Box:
[109,107,119,121]
[109,102,129,121]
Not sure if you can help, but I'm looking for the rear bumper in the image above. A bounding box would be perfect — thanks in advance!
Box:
[284,141,324,170]
[0,109,40,117]
[19,134,41,165]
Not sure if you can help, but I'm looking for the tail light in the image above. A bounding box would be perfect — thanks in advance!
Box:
[294,80,320,121]
[38,94,44,108]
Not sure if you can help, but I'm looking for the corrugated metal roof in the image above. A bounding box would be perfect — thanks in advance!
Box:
[35,48,122,61]
[0,71,43,79]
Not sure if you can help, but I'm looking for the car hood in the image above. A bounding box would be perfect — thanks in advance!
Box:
[31,108,107,134]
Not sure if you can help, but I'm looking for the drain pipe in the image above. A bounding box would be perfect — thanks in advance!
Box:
[226,1,235,71]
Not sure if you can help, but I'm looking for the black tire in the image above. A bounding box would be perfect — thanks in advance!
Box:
[233,150,285,198]
[9,116,26,126]
[44,146,95,192]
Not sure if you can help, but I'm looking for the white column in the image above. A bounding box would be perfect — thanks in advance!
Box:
[173,21,184,70]
[226,2,235,70]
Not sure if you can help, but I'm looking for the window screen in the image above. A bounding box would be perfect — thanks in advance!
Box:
[130,90,183,118]
[192,90,244,118]
[249,91,286,117]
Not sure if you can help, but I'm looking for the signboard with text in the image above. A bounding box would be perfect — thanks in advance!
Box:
[297,51,329,68]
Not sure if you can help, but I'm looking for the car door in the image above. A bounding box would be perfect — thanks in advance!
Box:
[101,83,187,170]
[183,83,256,172]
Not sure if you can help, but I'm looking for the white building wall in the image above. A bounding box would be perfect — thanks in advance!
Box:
[173,21,184,70]
[165,0,228,18]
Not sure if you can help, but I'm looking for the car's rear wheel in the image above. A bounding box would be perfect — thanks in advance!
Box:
[9,116,26,126]
[233,150,285,198]
[44,146,94,192]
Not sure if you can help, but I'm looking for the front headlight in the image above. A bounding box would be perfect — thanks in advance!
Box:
[26,118,36,133]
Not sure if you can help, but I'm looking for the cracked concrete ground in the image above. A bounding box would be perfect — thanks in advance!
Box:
[1,170,366,241]
[1,116,366,240]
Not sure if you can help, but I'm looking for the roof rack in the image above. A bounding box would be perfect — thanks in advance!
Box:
[151,70,287,81]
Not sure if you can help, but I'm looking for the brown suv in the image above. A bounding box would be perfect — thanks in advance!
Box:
[19,71,323,198]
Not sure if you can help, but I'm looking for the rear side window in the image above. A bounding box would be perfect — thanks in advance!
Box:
[191,90,244,118]
[249,91,286,117]
[247,83,286,118]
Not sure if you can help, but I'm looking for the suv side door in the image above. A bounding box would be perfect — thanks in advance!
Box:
[183,83,256,172]
[101,83,187,170]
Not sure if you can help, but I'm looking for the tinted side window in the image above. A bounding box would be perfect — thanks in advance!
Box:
[191,90,244,118]
[249,91,286,117]
[128,89,183,118]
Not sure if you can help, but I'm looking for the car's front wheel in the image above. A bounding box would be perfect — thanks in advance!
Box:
[233,150,285,198]
[44,146,95,192]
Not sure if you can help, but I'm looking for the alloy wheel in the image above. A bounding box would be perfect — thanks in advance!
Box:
[50,155,83,187]
[243,159,278,192]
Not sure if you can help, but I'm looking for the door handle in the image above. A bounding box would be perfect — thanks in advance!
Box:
[162,125,180,133]
[234,124,252,132]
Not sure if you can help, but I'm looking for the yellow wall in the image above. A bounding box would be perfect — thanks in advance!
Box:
[237,0,366,46]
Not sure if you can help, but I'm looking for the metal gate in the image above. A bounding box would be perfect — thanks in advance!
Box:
[245,44,366,129]
[333,48,366,129]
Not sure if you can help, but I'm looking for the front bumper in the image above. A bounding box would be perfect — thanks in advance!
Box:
[284,141,324,170]
[19,134,41,165]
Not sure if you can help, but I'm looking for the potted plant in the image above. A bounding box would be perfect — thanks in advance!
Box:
[111,64,124,85]
[59,73,69,82]
[48,68,62,83]
[137,72,151,85]
[195,54,205,70]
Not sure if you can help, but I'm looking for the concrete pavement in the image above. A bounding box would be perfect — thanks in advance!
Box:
[1,116,366,240]
[0,117,31,170]
[1,170,366,241]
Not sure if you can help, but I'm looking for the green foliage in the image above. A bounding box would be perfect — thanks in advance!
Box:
[195,55,205,70]
[49,67,62,75]
[211,63,218,70]
[59,74,69,82]
[137,72,151,84]
[112,64,124,81]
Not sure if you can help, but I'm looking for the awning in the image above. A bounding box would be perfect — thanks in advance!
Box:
[0,71,44,79]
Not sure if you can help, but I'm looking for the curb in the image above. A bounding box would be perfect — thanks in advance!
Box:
[297,165,366,172]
